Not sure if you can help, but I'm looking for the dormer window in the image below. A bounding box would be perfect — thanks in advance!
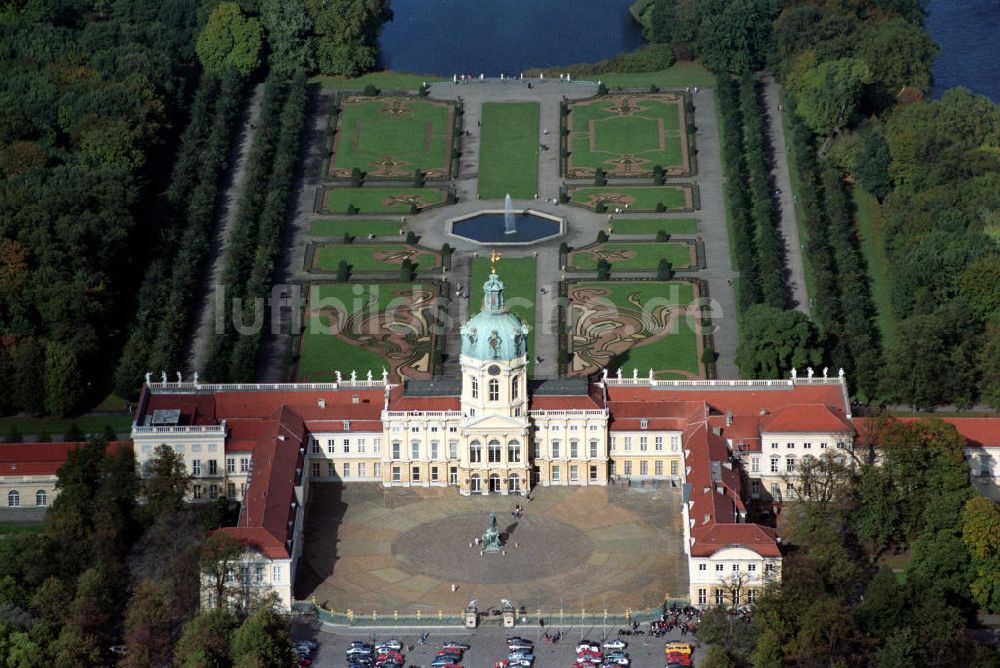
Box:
[640,419,648,430]
[342,420,351,431]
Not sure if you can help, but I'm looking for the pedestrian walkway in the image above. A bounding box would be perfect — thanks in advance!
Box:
[762,75,810,315]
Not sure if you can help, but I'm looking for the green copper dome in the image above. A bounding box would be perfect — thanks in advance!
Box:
[460,270,529,361]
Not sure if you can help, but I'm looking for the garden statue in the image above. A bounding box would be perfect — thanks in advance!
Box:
[807,367,814,379]
[649,368,655,382]
[161,371,167,384]
[145,372,151,385]
[823,367,828,378]
[350,370,357,382]
[382,368,389,383]
[367,369,373,382]
[480,511,504,553]
[193,372,199,385]
[632,368,638,380]
[616,368,622,380]
[791,367,797,380]
[838,368,845,379]
[602,368,609,381]
[335,370,342,383]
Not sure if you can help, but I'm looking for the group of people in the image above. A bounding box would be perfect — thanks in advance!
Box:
[647,605,705,637]
[511,504,524,519]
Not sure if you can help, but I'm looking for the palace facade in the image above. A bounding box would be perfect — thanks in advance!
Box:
[121,268,1000,610]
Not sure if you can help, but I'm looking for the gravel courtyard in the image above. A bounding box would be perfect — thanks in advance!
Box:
[296,483,687,616]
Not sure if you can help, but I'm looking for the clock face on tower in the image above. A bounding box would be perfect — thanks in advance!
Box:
[487,364,501,376]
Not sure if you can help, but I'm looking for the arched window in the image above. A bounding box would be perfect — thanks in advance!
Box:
[470,376,479,399]
[7,490,19,508]
[35,490,47,507]
[512,375,519,400]
[470,440,482,463]
[508,473,521,492]
[488,439,502,463]
[489,473,502,492]
[507,440,521,463]
[488,378,500,401]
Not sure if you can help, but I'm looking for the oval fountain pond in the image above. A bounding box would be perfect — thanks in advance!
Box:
[448,209,564,245]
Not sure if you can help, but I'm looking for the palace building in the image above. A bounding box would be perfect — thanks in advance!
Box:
[123,266,1000,610]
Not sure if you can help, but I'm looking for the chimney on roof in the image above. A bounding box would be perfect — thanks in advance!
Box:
[277,434,286,441]
[352,394,360,404]
[318,398,326,409]
[725,410,733,426]
[759,409,766,416]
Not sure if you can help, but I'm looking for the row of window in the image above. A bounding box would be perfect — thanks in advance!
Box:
[697,562,774,574]
[389,465,456,483]
[310,461,382,479]
[696,588,758,606]
[748,455,809,474]
[192,482,246,500]
[470,376,520,401]
[311,436,382,455]
[768,441,840,450]
[140,447,251,476]
[7,490,46,507]
[610,435,681,452]
[609,460,679,477]
[236,563,282,585]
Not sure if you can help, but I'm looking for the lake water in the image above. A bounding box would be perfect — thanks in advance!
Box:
[377,0,645,76]
[926,0,1000,101]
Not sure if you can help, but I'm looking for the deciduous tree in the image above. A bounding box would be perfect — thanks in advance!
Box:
[196,3,262,78]
[735,305,824,378]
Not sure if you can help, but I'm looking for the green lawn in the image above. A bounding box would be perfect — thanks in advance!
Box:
[310,71,438,91]
[568,186,690,211]
[323,187,447,214]
[331,98,452,177]
[0,523,45,536]
[309,219,404,237]
[597,62,715,89]
[313,243,438,273]
[572,281,698,377]
[854,187,896,348]
[611,218,698,235]
[297,282,436,382]
[478,102,540,199]
[568,96,684,176]
[569,242,693,271]
[469,257,537,376]
[0,415,132,439]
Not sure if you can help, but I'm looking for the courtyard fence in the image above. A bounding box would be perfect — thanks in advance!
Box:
[292,600,692,629]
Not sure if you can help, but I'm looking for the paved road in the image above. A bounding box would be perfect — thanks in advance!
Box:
[292,618,706,668]
[187,83,266,375]
[761,76,810,315]
[688,88,739,377]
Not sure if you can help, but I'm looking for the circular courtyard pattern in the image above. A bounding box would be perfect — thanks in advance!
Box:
[392,512,593,584]
[297,484,688,614]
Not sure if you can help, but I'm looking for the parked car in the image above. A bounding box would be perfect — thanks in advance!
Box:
[376,640,403,651]
[442,642,470,650]
[577,642,600,653]
[603,640,627,650]
[664,642,692,655]
[295,639,318,650]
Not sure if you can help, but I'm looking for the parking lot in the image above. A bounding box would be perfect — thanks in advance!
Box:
[292,617,704,667]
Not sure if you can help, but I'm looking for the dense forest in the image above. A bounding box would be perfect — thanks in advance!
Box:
[635,0,999,411]
[696,417,1000,667]
[629,1,1000,665]
[0,0,389,417]
[0,438,295,665]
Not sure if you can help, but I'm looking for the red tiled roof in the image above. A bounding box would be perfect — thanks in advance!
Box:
[690,523,781,557]
[761,403,852,433]
[852,416,1000,448]
[232,406,307,559]
[605,383,849,419]
[0,441,130,477]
